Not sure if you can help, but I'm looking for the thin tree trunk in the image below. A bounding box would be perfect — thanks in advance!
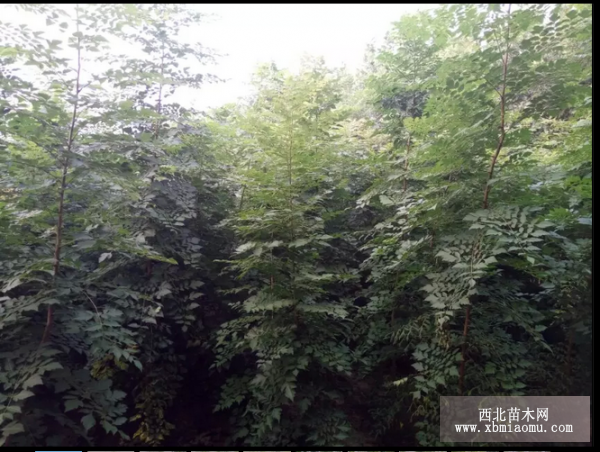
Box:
[459,3,512,394]
[482,4,512,210]
[391,308,397,376]
[288,121,294,242]
[147,17,166,280]
[41,5,83,345]
[287,117,299,323]
[565,328,574,388]
[458,303,471,395]
[239,185,246,210]
[154,36,165,139]
[403,134,411,192]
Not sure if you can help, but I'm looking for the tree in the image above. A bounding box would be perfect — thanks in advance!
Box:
[0,2,591,447]
[0,3,228,446]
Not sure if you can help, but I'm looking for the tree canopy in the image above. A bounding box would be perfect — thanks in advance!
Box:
[0,3,591,447]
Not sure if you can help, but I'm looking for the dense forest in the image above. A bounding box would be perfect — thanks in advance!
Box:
[0,3,592,448]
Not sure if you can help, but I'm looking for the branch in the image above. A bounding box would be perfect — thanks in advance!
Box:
[403,133,411,192]
[483,3,512,210]
[154,11,166,139]
[77,81,92,94]
[41,4,83,345]
[460,3,512,396]
[483,77,503,99]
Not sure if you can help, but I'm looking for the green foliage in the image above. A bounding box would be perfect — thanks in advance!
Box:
[0,2,591,448]
[361,2,591,446]
[1,3,231,446]
[211,61,357,446]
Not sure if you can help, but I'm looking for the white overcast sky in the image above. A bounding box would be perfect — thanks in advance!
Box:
[2,3,439,111]
[177,4,440,109]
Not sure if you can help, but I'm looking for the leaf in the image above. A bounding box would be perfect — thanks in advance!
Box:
[2,277,23,292]
[271,407,281,422]
[283,384,294,401]
[578,217,592,225]
[530,230,548,237]
[119,100,134,109]
[54,380,70,393]
[266,240,283,248]
[113,417,127,426]
[379,194,394,206]
[154,288,171,299]
[77,239,96,250]
[235,242,255,253]
[572,119,591,128]
[100,420,115,434]
[436,250,456,262]
[13,390,35,401]
[536,220,554,228]
[64,398,83,412]
[289,238,310,247]
[22,374,43,389]
[98,252,112,263]
[44,361,63,372]
[81,413,96,431]
[1,422,24,436]
[393,377,408,386]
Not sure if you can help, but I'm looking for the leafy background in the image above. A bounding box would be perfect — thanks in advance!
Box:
[0,3,591,447]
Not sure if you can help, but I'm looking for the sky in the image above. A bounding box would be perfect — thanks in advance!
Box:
[178,4,439,110]
[2,3,439,111]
